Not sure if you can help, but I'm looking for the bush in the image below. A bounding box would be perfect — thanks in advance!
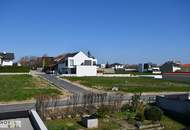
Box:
[121,103,131,112]
[131,93,141,112]
[97,105,111,118]
[144,106,163,122]
[135,112,144,122]
[0,66,30,73]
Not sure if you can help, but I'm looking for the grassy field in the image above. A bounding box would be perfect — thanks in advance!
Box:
[64,77,190,93]
[46,115,185,130]
[46,118,121,130]
[0,75,62,102]
[161,116,185,130]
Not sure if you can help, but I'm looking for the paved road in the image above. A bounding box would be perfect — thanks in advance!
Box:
[41,74,91,94]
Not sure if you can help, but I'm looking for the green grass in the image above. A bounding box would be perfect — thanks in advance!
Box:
[45,115,185,130]
[0,75,61,102]
[46,118,121,130]
[161,116,185,130]
[46,119,81,130]
[115,71,158,75]
[64,77,190,93]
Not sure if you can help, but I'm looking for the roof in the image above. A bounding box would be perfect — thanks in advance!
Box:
[162,61,180,67]
[0,52,14,60]
[181,64,190,67]
[54,52,79,63]
[111,63,123,66]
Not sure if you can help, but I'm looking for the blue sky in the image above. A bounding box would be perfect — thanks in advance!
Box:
[0,0,190,64]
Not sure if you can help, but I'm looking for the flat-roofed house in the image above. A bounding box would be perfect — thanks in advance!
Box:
[0,52,15,66]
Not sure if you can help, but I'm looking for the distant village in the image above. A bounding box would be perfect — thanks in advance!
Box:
[1,51,190,130]
[0,51,190,82]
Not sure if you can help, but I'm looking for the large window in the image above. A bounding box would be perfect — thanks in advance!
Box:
[93,61,97,65]
[70,59,74,66]
[84,60,92,66]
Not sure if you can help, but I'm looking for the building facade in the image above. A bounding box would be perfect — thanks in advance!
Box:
[0,52,14,66]
[56,51,97,76]
[160,61,181,73]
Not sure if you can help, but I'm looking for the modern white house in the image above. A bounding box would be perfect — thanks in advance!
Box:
[0,52,14,66]
[55,51,97,76]
[138,63,161,74]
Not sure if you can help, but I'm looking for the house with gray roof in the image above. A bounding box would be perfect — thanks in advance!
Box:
[0,52,15,66]
[55,51,97,76]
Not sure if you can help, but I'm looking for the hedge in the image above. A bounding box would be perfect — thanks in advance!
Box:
[144,106,163,121]
[0,66,30,73]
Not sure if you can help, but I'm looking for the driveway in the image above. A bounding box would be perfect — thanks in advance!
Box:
[40,74,91,94]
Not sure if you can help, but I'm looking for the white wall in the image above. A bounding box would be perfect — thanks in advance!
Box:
[76,66,97,76]
[68,52,97,68]
[2,61,13,66]
[58,51,98,76]
[173,66,181,72]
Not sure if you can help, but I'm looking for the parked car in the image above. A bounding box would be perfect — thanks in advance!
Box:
[45,70,54,74]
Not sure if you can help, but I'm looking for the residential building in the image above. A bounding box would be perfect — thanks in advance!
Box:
[160,61,181,73]
[55,51,97,76]
[125,64,138,72]
[110,63,125,70]
[143,62,157,72]
[138,63,160,73]
[181,64,190,72]
[97,64,106,69]
[0,52,14,66]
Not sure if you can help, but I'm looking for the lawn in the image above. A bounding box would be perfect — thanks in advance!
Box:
[0,75,62,102]
[45,115,185,130]
[46,118,121,130]
[161,116,185,130]
[64,77,190,93]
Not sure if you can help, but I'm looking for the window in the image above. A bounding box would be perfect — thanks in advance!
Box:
[93,61,97,65]
[70,59,74,66]
[65,60,68,66]
[84,60,92,66]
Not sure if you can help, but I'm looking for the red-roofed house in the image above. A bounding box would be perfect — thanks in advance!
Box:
[181,64,190,72]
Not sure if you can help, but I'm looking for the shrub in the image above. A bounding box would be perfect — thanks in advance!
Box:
[121,103,131,112]
[0,66,30,73]
[97,105,111,118]
[144,106,163,122]
[131,93,141,112]
[67,126,76,130]
[135,112,144,122]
